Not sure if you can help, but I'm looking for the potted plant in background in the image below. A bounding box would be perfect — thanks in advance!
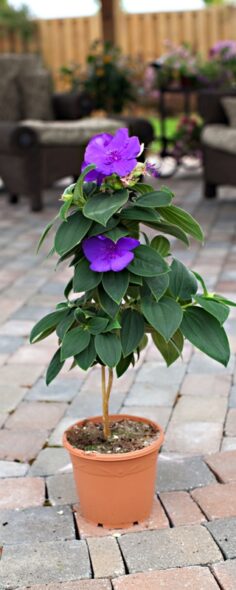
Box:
[30,127,234,528]
[83,41,135,114]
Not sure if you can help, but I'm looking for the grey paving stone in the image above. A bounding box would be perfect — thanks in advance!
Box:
[0,460,28,478]
[49,416,81,446]
[66,390,125,418]
[87,537,125,578]
[0,540,91,588]
[0,336,24,354]
[119,406,172,430]
[124,382,178,407]
[135,362,186,385]
[118,525,222,573]
[206,517,236,559]
[0,505,75,545]
[0,385,26,413]
[12,305,53,321]
[188,353,235,375]
[229,385,236,408]
[221,437,236,451]
[40,282,64,295]
[157,455,216,492]
[18,581,112,590]
[30,448,72,477]
[46,472,78,505]
[27,376,82,402]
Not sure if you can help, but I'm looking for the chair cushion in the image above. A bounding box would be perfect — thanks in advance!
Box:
[221,97,236,128]
[20,70,53,121]
[201,124,236,154]
[19,118,122,145]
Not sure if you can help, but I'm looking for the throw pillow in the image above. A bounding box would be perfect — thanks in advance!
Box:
[0,73,20,121]
[221,97,236,128]
[20,70,53,120]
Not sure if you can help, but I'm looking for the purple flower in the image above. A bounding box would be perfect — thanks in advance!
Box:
[82,235,140,272]
[145,161,159,179]
[81,128,141,183]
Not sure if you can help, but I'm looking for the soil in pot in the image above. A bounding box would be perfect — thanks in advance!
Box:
[66,418,160,454]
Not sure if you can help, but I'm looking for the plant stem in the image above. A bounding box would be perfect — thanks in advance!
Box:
[101,366,113,440]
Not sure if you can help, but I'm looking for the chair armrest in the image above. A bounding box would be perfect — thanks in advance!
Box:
[52,92,94,121]
[0,123,36,153]
[198,89,236,125]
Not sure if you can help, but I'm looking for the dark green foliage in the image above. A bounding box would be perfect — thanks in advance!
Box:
[30,159,234,388]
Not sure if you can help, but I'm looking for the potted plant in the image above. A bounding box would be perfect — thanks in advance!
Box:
[30,127,234,528]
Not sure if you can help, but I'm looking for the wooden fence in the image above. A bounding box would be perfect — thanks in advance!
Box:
[0,5,236,88]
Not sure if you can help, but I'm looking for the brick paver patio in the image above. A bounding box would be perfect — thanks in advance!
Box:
[0,173,236,589]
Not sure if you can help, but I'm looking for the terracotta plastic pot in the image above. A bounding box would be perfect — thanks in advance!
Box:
[63,414,164,528]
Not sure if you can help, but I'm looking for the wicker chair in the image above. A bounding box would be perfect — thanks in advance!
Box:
[198,89,236,198]
[0,54,154,211]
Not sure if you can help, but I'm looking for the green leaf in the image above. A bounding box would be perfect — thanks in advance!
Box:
[121,207,160,223]
[46,349,65,386]
[145,274,169,301]
[151,236,171,257]
[135,190,172,208]
[116,354,133,377]
[74,164,96,201]
[54,212,92,255]
[87,218,119,238]
[95,333,122,368]
[160,205,204,241]
[104,226,129,242]
[61,327,91,360]
[73,258,102,292]
[213,295,236,308]
[75,338,96,370]
[121,310,145,357]
[152,329,184,366]
[194,295,229,325]
[64,278,73,299]
[56,312,75,340]
[102,271,129,304]
[169,259,198,300]
[128,245,169,277]
[30,310,66,344]
[36,216,58,253]
[193,271,208,296]
[130,274,143,286]
[135,182,153,194]
[181,306,230,366]
[146,221,189,245]
[83,189,128,226]
[62,183,75,196]
[59,197,73,221]
[141,296,183,341]
[87,316,109,335]
[97,287,119,318]
[104,318,121,332]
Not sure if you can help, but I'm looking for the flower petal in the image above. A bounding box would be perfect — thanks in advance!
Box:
[107,128,129,151]
[110,251,134,272]
[121,136,141,159]
[82,236,110,262]
[116,237,140,252]
[81,161,105,184]
[109,159,137,177]
[90,258,111,272]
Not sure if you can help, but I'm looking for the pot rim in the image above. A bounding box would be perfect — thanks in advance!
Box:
[63,413,164,462]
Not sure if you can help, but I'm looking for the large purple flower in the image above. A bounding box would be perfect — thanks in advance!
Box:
[82,235,140,272]
[81,128,141,183]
